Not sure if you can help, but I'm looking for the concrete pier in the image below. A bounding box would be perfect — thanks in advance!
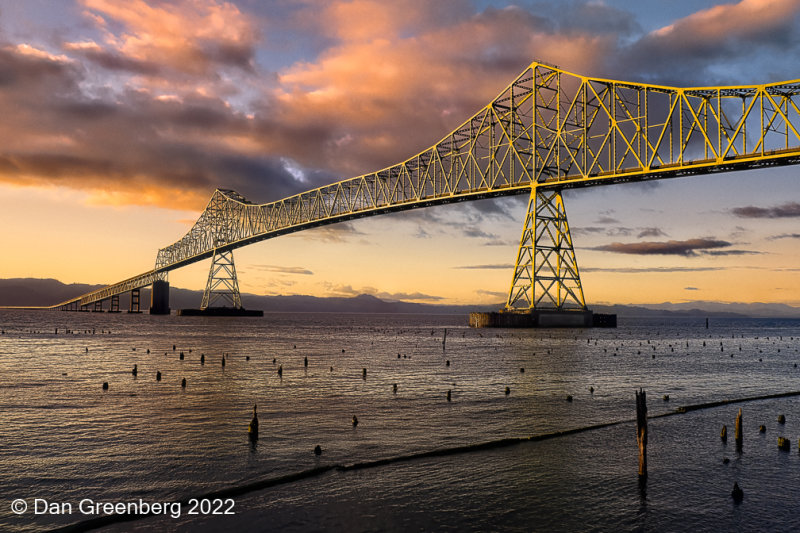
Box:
[176,307,263,317]
[469,309,616,328]
[149,280,170,315]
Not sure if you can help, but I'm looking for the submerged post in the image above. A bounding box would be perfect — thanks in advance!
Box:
[636,388,647,479]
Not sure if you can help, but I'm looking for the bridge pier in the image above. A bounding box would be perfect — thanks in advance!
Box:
[109,294,120,313]
[177,249,262,316]
[472,188,615,328]
[128,288,141,313]
[150,280,170,315]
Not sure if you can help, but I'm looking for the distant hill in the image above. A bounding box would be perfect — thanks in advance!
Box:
[1,278,799,318]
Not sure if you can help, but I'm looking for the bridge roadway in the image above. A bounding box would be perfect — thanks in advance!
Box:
[52,61,800,311]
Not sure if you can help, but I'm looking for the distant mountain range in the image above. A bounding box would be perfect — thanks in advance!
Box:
[1,278,799,318]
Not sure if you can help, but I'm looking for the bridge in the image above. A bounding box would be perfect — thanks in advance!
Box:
[52,61,800,321]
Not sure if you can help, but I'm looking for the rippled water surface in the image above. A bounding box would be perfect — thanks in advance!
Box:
[1,310,799,531]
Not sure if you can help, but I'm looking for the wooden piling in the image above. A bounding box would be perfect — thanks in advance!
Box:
[636,388,647,479]
[735,408,743,449]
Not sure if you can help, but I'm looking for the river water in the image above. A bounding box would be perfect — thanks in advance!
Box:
[1,310,799,532]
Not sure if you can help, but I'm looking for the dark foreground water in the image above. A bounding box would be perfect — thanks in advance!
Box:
[1,310,799,532]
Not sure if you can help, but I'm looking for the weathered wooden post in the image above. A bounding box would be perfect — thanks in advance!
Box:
[734,408,743,450]
[636,388,647,479]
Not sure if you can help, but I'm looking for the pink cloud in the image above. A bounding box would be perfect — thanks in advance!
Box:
[652,0,800,42]
[79,0,258,75]
[271,2,616,175]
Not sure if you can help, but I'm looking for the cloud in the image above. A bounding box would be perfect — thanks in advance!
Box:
[591,238,732,256]
[453,263,514,270]
[581,266,722,273]
[482,239,518,247]
[572,226,640,237]
[619,0,800,83]
[476,289,506,298]
[637,227,668,238]
[702,249,763,256]
[322,282,443,301]
[299,221,366,242]
[374,290,444,302]
[731,202,800,218]
[270,1,622,176]
[0,39,335,210]
[768,233,800,240]
[571,227,606,236]
[251,265,314,275]
[78,0,258,76]
[3,0,800,217]
[684,287,700,291]
[595,216,620,224]
[462,228,500,240]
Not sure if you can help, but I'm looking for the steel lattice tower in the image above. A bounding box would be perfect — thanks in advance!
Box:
[506,189,586,310]
[200,249,242,309]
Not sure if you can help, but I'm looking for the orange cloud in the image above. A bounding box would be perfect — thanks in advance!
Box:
[653,0,800,41]
[272,2,617,175]
[3,0,799,215]
[79,0,258,75]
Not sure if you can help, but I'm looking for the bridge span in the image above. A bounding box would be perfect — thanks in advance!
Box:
[53,61,800,319]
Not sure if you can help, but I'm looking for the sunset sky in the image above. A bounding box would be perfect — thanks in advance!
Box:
[1,0,799,306]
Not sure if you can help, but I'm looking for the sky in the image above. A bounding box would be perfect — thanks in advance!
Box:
[1,0,799,307]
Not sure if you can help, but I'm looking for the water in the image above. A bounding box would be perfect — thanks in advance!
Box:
[1,310,799,532]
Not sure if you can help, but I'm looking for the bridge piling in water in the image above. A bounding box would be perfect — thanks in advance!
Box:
[150,280,170,315]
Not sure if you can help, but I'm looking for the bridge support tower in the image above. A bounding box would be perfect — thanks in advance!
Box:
[201,249,241,310]
[177,249,262,316]
[471,187,615,328]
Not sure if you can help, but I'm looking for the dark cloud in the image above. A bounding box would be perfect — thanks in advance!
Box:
[462,228,500,240]
[684,287,700,291]
[68,47,162,76]
[768,233,800,240]
[0,45,77,88]
[298,222,366,243]
[731,202,800,219]
[702,249,763,256]
[591,238,732,256]
[573,226,634,237]
[613,0,800,85]
[0,42,339,208]
[607,227,633,237]
[595,216,620,224]
[572,227,606,236]
[637,227,668,238]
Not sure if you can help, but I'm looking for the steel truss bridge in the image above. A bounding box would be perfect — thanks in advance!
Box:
[54,61,800,314]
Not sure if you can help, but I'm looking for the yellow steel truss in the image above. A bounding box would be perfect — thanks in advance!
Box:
[507,189,585,310]
[54,61,800,310]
